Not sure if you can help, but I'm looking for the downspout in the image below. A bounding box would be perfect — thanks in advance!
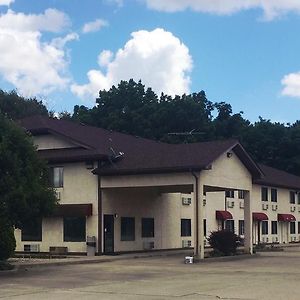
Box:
[191,171,199,257]
[97,161,102,255]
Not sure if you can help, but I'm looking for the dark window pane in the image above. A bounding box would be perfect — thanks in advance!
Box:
[262,221,268,235]
[121,217,135,241]
[290,191,296,204]
[50,167,63,188]
[298,193,300,205]
[238,190,244,199]
[181,219,191,237]
[239,220,244,236]
[298,222,300,234]
[290,222,296,234]
[225,220,235,233]
[142,218,154,238]
[63,217,86,242]
[203,219,207,237]
[226,190,234,198]
[21,218,42,241]
[271,221,277,235]
[261,187,268,201]
[271,189,277,202]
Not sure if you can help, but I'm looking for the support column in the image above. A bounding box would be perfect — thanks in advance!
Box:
[244,190,253,254]
[193,173,205,260]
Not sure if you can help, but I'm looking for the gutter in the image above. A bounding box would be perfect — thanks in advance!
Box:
[191,171,199,257]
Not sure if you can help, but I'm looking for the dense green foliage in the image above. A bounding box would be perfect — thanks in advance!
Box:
[0,221,16,261]
[0,90,49,120]
[0,114,56,260]
[208,230,239,256]
[64,79,300,176]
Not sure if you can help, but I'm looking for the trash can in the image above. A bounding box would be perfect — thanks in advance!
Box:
[86,236,96,256]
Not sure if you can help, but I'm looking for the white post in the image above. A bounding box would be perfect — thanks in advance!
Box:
[244,190,253,254]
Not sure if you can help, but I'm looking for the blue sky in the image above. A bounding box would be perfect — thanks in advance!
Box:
[1,0,300,123]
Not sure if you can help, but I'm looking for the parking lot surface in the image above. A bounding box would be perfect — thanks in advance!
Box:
[1,250,300,300]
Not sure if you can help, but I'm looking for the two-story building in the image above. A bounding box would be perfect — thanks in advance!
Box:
[14,116,300,258]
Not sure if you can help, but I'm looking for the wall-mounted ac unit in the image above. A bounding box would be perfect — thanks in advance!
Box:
[272,205,278,211]
[182,197,192,205]
[24,244,40,253]
[290,206,296,212]
[262,203,268,210]
[143,241,154,250]
[182,240,192,248]
[55,191,61,200]
[227,201,234,208]
[239,201,244,209]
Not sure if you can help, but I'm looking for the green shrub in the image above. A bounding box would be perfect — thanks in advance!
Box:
[208,230,239,256]
[0,223,16,261]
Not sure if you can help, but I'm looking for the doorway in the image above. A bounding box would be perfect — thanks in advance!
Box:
[104,214,114,254]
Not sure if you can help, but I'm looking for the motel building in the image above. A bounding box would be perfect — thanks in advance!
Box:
[14,116,300,259]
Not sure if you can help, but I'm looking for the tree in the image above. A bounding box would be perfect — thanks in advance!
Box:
[0,114,56,260]
[0,90,49,120]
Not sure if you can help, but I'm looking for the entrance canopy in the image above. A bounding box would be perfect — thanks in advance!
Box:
[278,214,296,222]
[53,204,93,217]
[252,212,268,221]
[216,210,233,220]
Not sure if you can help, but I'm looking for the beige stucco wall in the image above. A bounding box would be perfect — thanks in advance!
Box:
[15,161,98,253]
[34,134,78,150]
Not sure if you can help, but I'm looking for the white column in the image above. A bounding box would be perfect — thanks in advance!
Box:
[244,190,253,254]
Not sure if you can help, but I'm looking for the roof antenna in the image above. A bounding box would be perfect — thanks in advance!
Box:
[167,129,204,143]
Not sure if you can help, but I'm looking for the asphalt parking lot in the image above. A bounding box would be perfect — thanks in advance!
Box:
[1,250,300,300]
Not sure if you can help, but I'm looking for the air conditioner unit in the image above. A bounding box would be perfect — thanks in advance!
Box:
[239,201,244,209]
[182,197,192,205]
[182,240,192,248]
[262,203,268,210]
[24,244,40,253]
[143,241,154,250]
[272,205,278,211]
[290,206,296,212]
[55,191,61,200]
[227,201,234,208]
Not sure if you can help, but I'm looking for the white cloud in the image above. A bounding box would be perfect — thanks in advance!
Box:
[143,0,300,20]
[71,28,193,101]
[0,8,70,32]
[0,0,14,6]
[0,9,75,97]
[82,19,108,33]
[281,72,300,98]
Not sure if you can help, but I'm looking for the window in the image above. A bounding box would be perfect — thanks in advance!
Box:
[21,218,42,241]
[271,221,277,235]
[262,221,268,235]
[225,220,235,233]
[181,219,191,237]
[271,188,277,202]
[238,190,244,199]
[261,187,268,201]
[142,218,154,238]
[298,222,300,234]
[298,193,300,205]
[63,217,86,242]
[203,219,207,237]
[225,190,234,198]
[290,222,296,234]
[121,217,135,241]
[50,167,63,188]
[290,191,296,204]
[238,220,244,236]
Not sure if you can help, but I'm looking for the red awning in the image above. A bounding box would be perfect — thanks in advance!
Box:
[278,214,296,222]
[216,210,233,220]
[252,212,268,221]
[53,204,93,217]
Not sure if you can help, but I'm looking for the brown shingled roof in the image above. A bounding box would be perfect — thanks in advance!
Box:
[254,164,300,190]
[19,115,263,177]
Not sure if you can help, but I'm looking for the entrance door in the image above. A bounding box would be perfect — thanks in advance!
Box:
[104,215,114,254]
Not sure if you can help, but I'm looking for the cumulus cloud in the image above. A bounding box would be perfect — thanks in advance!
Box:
[71,28,193,101]
[82,19,108,33]
[0,0,14,6]
[0,9,75,97]
[281,72,300,98]
[143,0,300,20]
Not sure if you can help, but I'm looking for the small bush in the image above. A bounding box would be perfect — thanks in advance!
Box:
[0,223,16,261]
[208,230,239,256]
